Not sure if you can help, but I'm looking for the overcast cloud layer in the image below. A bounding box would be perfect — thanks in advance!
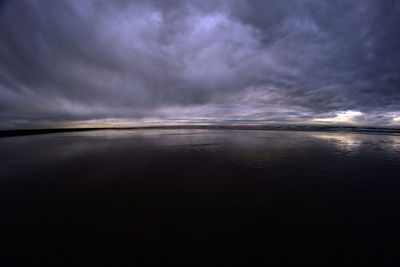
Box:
[1,0,400,128]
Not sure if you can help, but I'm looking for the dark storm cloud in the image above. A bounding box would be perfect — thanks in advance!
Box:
[0,0,399,128]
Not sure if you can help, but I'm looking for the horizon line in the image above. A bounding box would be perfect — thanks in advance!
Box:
[1,124,400,138]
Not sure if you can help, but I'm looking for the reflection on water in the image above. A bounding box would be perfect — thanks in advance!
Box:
[311,132,363,151]
[1,129,400,266]
[311,131,400,154]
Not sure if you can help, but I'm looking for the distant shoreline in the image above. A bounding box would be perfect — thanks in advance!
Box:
[1,125,400,138]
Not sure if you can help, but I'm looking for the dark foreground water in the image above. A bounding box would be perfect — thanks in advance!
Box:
[1,129,400,266]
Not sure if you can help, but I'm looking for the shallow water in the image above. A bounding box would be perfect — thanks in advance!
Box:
[1,129,400,265]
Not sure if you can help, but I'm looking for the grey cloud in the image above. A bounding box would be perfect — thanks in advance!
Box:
[0,0,399,128]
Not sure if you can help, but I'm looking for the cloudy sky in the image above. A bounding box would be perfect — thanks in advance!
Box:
[0,0,400,129]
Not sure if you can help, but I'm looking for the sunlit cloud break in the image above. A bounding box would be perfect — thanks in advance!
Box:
[313,110,363,124]
[0,0,399,129]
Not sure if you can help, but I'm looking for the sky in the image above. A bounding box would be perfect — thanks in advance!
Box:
[0,0,400,129]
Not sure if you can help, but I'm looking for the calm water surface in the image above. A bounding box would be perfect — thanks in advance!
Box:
[1,129,400,266]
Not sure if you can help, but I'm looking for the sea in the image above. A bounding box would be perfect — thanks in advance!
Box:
[1,129,400,266]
